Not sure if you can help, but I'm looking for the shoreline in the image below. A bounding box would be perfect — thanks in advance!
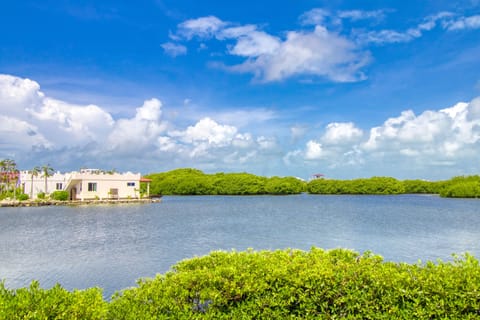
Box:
[0,198,161,207]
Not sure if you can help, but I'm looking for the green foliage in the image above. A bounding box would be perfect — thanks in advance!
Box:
[37,192,46,199]
[212,173,267,195]
[0,281,107,319]
[265,176,306,195]
[17,193,29,201]
[108,248,480,319]
[146,169,306,196]
[147,169,480,198]
[51,190,69,201]
[2,249,480,318]
[439,176,480,198]
[308,177,405,195]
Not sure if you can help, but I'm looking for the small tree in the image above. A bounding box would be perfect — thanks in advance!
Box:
[41,164,55,195]
[30,166,40,199]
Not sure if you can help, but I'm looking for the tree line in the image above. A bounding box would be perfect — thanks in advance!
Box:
[146,168,480,198]
[146,168,306,196]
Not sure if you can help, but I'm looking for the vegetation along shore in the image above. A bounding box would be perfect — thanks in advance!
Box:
[145,168,480,198]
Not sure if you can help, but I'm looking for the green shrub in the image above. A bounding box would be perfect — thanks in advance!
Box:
[17,193,29,201]
[308,177,405,195]
[109,248,480,319]
[37,192,46,199]
[2,249,480,318]
[0,281,107,319]
[50,190,69,201]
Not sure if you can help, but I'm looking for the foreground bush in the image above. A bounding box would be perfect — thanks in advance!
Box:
[109,248,480,319]
[0,281,107,319]
[2,249,480,319]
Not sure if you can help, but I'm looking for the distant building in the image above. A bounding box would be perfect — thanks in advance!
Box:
[311,173,325,180]
[20,169,150,200]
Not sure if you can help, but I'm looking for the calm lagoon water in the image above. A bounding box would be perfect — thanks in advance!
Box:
[1,194,479,298]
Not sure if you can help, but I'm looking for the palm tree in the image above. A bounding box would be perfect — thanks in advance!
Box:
[41,164,55,195]
[0,159,6,193]
[1,159,17,193]
[30,166,40,199]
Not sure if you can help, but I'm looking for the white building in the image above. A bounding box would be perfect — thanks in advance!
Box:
[20,169,150,200]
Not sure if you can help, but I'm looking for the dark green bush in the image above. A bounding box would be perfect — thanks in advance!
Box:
[108,248,480,319]
[37,192,46,199]
[50,190,70,201]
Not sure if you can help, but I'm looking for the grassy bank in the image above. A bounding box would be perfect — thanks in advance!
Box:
[2,248,480,319]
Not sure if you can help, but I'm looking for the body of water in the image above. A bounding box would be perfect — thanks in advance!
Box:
[1,194,479,298]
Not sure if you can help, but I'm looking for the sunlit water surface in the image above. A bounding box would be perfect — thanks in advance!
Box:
[1,194,479,298]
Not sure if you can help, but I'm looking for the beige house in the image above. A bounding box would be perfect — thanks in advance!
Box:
[21,169,150,200]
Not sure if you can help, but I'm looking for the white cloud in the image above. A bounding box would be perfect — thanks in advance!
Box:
[4,74,480,179]
[106,99,166,154]
[161,42,187,57]
[175,15,369,83]
[0,115,52,152]
[443,14,480,30]
[305,140,324,160]
[321,122,363,145]
[357,12,454,44]
[0,74,44,117]
[177,16,226,39]
[299,8,331,26]
[28,98,114,143]
[170,117,237,146]
[337,10,386,21]
[226,29,281,57]
[286,97,480,178]
[228,25,369,82]
[0,74,278,172]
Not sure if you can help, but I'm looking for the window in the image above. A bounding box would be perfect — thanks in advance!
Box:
[88,182,97,192]
[56,183,63,190]
[127,182,135,187]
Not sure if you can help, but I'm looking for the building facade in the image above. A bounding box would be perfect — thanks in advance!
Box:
[20,169,146,200]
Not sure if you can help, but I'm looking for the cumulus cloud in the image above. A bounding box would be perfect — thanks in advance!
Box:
[321,122,363,145]
[0,74,277,172]
[304,140,324,160]
[170,117,237,146]
[287,98,480,177]
[106,98,166,154]
[4,74,480,179]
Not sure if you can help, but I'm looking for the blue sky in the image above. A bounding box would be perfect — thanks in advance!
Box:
[1,0,480,180]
